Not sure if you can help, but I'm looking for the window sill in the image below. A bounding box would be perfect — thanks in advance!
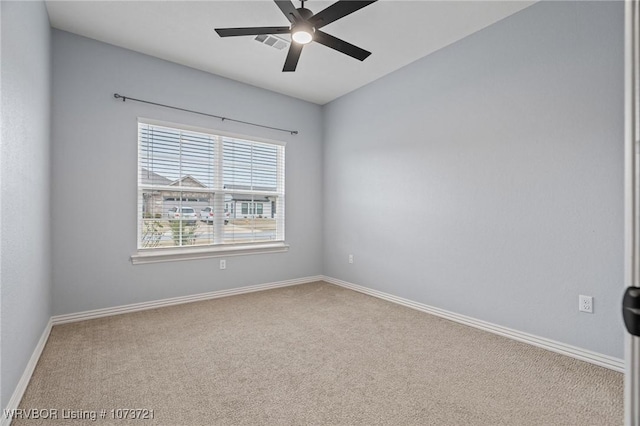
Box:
[131,242,289,265]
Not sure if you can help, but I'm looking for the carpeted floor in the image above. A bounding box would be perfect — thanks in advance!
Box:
[15,281,622,425]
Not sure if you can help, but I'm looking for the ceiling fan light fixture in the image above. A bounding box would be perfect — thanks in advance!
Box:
[291,23,314,44]
[214,0,377,72]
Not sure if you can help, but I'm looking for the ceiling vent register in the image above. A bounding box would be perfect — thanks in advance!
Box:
[254,34,289,51]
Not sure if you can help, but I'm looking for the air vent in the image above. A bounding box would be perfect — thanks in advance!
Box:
[254,34,289,51]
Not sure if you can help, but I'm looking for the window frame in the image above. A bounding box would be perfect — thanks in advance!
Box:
[131,118,288,265]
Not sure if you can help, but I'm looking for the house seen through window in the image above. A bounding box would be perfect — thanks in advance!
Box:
[138,121,285,250]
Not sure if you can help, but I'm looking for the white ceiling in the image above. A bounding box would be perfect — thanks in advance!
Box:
[45,1,535,105]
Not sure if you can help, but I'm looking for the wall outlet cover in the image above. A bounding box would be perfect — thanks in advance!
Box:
[579,295,593,313]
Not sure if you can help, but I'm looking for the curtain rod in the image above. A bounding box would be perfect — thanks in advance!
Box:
[113,93,298,135]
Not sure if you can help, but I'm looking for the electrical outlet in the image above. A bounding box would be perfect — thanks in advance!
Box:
[348,254,354,264]
[220,259,226,270]
[579,295,593,313]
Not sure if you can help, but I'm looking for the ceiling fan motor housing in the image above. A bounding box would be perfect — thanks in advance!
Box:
[296,7,314,21]
[291,7,315,43]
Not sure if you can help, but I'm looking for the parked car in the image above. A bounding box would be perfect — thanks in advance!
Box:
[199,207,230,225]
[167,207,197,225]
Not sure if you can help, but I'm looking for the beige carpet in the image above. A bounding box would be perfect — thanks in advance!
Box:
[15,282,622,425]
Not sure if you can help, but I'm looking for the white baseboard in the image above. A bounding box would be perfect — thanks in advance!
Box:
[3,275,323,423]
[323,276,624,373]
[2,319,52,426]
[3,273,622,426]
[51,275,324,325]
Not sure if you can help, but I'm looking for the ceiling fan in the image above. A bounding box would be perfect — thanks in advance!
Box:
[215,0,377,72]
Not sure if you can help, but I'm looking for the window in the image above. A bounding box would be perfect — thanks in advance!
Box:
[135,120,286,262]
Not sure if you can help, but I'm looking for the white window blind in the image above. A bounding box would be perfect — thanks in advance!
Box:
[138,121,285,251]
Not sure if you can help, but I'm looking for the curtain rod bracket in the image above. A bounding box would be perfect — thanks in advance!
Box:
[112,92,297,135]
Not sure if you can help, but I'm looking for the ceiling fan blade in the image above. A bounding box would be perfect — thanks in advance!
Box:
[274,0,302,24]
[313,30,371,61]
[215,27,290,37]
[309,1,377,29]
[283,42,303,72]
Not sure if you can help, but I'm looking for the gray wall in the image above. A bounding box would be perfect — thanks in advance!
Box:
[51,30,323,315]
[323,1,624,358]
[3,4,625,412]
[1,1,52,409]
